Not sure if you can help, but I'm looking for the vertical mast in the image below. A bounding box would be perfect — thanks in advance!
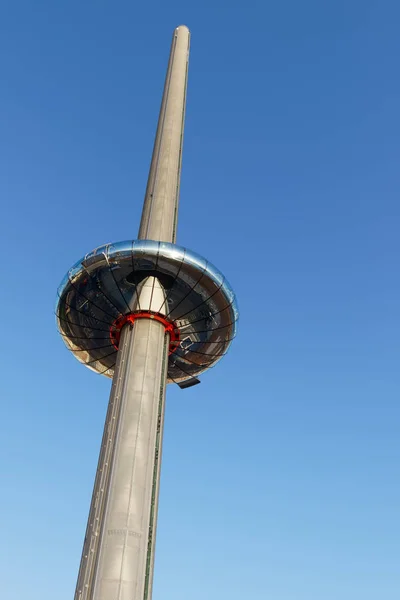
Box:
[74,26,190,600]
[138,25,190,243]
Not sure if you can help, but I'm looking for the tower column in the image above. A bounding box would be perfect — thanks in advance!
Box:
[73,25,190,600]
[138,25,190,243]
[75,317,169,600]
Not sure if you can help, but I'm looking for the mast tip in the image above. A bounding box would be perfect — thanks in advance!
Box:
[175,24,190,34]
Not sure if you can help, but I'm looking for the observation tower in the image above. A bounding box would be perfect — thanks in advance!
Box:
[56,26,238,600]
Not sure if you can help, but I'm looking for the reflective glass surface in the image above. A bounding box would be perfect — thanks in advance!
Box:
[56,241,238,384]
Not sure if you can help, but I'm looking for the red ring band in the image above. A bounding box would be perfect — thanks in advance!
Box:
[110,311,180,354]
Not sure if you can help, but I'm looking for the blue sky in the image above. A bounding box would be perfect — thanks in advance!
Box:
[1,1,399,599]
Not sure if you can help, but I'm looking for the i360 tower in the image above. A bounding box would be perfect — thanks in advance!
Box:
[56,26,238,600]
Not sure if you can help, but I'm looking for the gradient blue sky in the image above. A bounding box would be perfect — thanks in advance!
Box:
[1,1,399,599]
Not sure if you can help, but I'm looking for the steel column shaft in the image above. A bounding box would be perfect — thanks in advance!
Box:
[75,318,169,600]
[73,24,190,600]
[138,25,190,243]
